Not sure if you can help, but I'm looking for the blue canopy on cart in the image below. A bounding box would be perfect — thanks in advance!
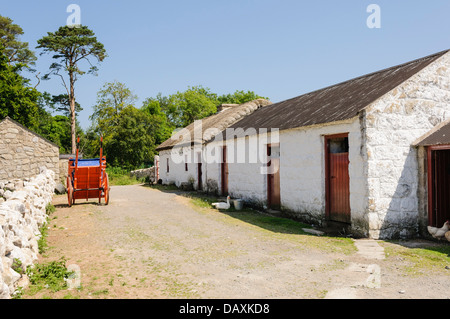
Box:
[69,158,101,167]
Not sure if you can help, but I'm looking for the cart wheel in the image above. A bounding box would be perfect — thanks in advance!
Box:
[67,176,73,207]
[104,173,110,205]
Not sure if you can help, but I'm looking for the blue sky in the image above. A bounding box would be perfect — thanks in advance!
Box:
[2,0,450,129]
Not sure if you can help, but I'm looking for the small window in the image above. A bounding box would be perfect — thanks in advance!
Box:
[185,155,188,171]
[329,137,349,154]
[167,158,169,173]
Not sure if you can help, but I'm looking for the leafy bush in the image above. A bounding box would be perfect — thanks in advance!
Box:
[26,258,73,293]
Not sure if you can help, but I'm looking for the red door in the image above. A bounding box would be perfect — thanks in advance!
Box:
[221,146,228,196]
[325,134,351,223]
[427,147,450,227]
[267,145,281,209]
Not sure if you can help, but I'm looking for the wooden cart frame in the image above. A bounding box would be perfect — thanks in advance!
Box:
[67,137,110,207]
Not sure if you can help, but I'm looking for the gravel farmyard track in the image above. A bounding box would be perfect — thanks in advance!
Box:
[26,184,450,299]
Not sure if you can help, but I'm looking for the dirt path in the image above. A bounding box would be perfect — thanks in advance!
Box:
[26,184,450,299]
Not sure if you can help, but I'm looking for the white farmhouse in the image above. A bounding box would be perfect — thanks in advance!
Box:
[156,49,450,240]
[155,99,272,191]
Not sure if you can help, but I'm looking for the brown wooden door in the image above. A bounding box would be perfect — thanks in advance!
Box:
[428,148,450,227]
[221,146,228,196]
[267,145,281,209]
[326,135,350,223]
[198,163,203,190]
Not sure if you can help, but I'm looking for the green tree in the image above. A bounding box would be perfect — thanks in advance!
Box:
[90,80,137,143]
[37,25,107,153]
[164,85,218,128]
[0,44,40,129]
[0,15,36,66]
[145,86,270,130]
[141,94,174,145]
[104,106,155,169]
[50,93,83,117]
[218,90,269,105]
[34,92,84,154]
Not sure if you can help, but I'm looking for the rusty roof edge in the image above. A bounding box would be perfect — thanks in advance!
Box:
[412,118,450,147]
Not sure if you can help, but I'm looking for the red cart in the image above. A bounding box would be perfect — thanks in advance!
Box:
[67,137,110,207]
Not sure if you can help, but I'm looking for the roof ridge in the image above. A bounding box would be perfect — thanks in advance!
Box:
[274,49,450,106]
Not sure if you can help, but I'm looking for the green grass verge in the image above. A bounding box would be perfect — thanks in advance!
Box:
[106,167,146,186]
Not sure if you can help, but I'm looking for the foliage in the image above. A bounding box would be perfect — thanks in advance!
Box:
[217,90,269,105]
[12,258,24,275]
[37,25,107,82]
[141,94,174,146]
[26,258,73,293]
[0,15,36,66]
[104,105,156,170]
[0,44,41,130]
[145,85,269,130]
[167,85,218,128]
[90,80,137,144]
[37,222,49,254]
[37,25,107,153]
[49,93,83,117]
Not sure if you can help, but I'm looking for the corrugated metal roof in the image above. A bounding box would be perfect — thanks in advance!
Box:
[226,50,449,137]
[414,119,450,146]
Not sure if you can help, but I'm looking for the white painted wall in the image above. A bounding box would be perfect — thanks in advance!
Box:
[158,147,200,188]
[279,119,366,229]
[203,119,367,230]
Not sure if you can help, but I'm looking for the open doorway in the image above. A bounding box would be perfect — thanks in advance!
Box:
[427,146,450,227]
[267,144,280,210]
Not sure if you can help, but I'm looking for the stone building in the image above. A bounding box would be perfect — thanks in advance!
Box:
[156,99,272,190]
[156,49,450,239]
[0,117,59,181]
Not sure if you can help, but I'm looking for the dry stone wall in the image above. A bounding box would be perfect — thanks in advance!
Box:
[0,117,59,181]
[130,167,156,182]
[0,168,56,299]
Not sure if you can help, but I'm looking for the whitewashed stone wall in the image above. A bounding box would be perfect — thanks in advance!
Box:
[364,52,450,239]
[0,118,59,181]
[159,148,198,189]
[205,133,268,203]
[0,169,56,299]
